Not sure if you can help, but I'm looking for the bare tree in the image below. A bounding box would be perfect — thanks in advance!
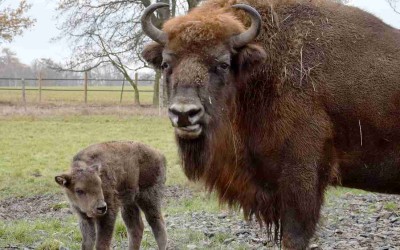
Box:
[0,0,35,43]
[54,0,194,106]
[331,0,350,4]
[387,0,400,14]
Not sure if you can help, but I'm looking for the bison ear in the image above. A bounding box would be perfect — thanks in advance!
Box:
[142,42,164,69]
[233,43,266,74]
[55,174,71,187]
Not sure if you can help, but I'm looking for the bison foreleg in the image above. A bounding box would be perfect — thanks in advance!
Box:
[278,113,332,249]
[280,162,326,250]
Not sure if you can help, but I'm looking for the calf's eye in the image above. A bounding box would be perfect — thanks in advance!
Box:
[75,189,85,196]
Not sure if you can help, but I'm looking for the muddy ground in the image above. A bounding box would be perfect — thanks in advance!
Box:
[0,102,164,117]
[1,186,399,249]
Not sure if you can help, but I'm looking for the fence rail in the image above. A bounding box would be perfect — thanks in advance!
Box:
[0,77,154,82]
[0,88,154,92]
[0,75,162,106]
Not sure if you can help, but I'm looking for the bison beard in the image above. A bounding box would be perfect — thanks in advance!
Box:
[177,105,283,240]
[141,0,400,248]
[177,135,207,180]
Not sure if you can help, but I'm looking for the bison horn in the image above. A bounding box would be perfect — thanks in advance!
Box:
[141,3,169,45]
[231,4,262,48]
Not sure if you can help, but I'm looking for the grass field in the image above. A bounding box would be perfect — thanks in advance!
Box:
[1,109,397,249]
[0,115,187,200]
[0,114,224,249]
[0,86,155,105]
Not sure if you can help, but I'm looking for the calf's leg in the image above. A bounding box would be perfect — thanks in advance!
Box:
[121,201,144,250]
[137,186,167,250]
[77,212,96,250]
[95,211,117,250]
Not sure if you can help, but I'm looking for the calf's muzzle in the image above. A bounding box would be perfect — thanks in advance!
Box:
[96,200,107,215]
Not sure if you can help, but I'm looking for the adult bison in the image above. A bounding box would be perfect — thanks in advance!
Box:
[141,0,400,248]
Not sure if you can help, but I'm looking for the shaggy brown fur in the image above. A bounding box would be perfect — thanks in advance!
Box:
[142,0,400,249]
[55,141,167,250]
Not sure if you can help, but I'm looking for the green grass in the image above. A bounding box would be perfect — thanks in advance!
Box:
[0,217,81,249]
[0,113,375,249]
[0,85,155,105]
[0,114,222,249]
[384,201,399,213]
[166,192,222,214]
[0,115,186,199]
[324,186,367,200]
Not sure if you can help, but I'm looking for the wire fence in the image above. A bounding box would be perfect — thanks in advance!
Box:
[0,74,163,107]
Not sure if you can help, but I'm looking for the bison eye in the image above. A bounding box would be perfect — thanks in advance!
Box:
[218,63,230,70]
[161,62,169,70]
[75,189,85,196]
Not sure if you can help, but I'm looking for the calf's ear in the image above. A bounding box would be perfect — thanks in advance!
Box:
[55,174,71,187]
[142,42,164,69]
[233,43,266,76]
[89,163,101,173]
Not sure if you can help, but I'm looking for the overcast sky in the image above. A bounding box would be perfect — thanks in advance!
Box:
[1,0,399,65]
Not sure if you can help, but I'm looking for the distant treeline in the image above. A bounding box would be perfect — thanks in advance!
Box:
[0,48,155,87]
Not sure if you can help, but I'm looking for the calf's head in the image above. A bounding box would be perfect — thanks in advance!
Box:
[55,162,107,217]
[142,3,266,140]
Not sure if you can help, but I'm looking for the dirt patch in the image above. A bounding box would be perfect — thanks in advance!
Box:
[0,194,70,221]
[0,185,192,221]
[164,184,193,202]
[313,192,400,249]
[162,192,400,249]
[1,187,399,249]
[0,103,168,117]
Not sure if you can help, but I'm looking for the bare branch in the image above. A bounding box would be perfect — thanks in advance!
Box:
[387,0,400,14]
[0,0,36,43]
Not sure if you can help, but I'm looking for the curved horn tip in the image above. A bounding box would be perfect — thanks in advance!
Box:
[152,2,170,9]
[141,3,170,22]
[141,3,170,45]
[230,4,262,48]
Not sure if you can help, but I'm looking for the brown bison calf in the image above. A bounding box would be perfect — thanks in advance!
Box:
[55,141,167,250]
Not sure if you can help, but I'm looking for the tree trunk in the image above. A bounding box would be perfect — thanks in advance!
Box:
[134,86,140,106]
[127,80,140,106]
[133,72,140,106]
[187,0,200,10]
[125,73,140,106]
[171,0,177,17]
[156,0,170,24]
[163,76,168,106]
[153,70,161,106]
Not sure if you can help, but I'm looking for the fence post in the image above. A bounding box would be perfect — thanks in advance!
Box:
[21,78,26,110]
[84,71,88,104]
[38,72,43,103]
[153,70,160,107]
[120,79,125,104]
[134,72,140,106]
[159,74,162,116]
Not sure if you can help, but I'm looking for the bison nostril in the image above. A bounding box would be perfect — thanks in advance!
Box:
[168,106,181,116]
[187,108,202,118]
[168,104,204,126]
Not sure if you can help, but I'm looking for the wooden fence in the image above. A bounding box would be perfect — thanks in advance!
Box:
[0,73,164,107]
